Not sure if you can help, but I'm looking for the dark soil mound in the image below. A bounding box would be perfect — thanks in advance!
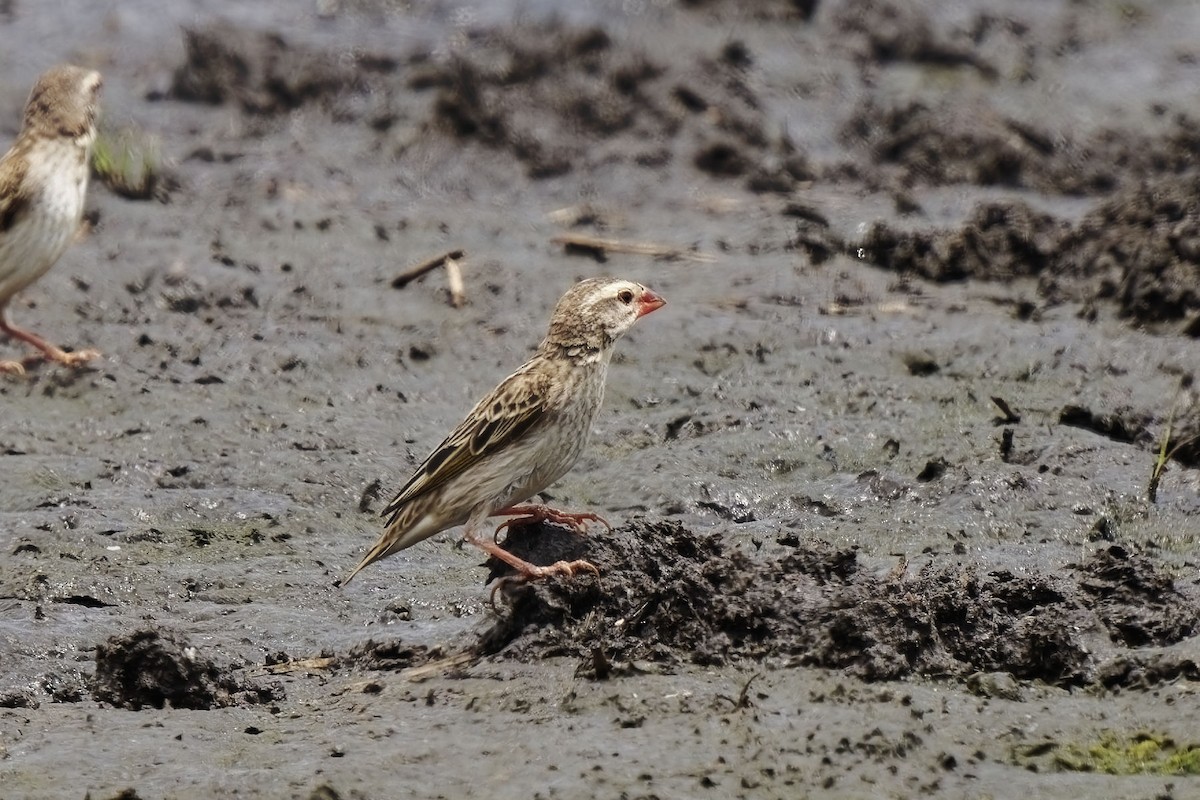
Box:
[1076,544,1200,648]
[170,21,394,115]
[478,520,1200,688]
[858,201,1067,283]
[345,638,432,671]
[842,101,1046,190]
[1048,174,1200,324]
[93,629,281,710]
[843,100,1200,196]
[408,21,808,187]
[857,174,1200,329]
[830,0,994,73]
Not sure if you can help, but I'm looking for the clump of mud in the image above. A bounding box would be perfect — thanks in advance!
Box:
[344,638,432,671]
[858,201,1067,283]
[478,520,1200,689]
[856,174,1200,330]
[410,21,807,187]
[843,99,1200,196]
[170,21,395,115]
[166,19,806,190]
[843,100,1073,193]
[92,629,282,710]
[830,0,995,74]
[1078,545,1200,647]
[1049,174,1200,325]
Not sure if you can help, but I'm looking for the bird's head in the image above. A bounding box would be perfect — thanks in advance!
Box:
[543,277,666,358]
[24,65,102,142]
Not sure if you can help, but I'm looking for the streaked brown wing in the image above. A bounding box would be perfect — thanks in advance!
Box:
[0,150,30,234]
[381,362,552,524]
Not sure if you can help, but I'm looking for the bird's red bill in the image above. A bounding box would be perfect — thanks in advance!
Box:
[637,289,666,318]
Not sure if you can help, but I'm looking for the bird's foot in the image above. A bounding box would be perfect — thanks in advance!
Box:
[0,346,99,374]
[1,319,99,371]
[43,346,101,367]
[488,558,601,607]
[492,503,611,541]
[466,527,600,607]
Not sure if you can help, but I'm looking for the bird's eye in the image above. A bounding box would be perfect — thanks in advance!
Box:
[617,290,634,305]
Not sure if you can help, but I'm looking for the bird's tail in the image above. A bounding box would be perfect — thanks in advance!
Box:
[338,538,389,587]
[338,510,442,586]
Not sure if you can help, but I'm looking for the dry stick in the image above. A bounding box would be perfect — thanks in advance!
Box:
[391,249,466,289]
[398,652,475,683]
[551,233,715,263]
[445,255,466,308]
[991,396,1021,424]
[258,656,338,675]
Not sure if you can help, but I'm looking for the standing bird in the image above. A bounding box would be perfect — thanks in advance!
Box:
[342,277,666,588]
[0,65,103,375]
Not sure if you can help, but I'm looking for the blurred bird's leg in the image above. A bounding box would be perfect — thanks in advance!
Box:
[0,313,99,369]
[492,503,611,540]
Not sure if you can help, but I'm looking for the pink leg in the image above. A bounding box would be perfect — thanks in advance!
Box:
[461,525,600,606]
[1,312,99,374]
[491,503,611,541]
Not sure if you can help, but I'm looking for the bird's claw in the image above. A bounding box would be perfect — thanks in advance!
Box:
[1,348,100,376]
[53,347,101,367]
[487,558,601,608]
[493,508,611,542]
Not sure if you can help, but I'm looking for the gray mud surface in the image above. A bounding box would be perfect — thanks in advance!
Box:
[3,1,1200,798]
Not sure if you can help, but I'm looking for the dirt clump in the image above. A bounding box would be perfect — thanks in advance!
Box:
[170,21,394,115]
[858,201,1067,283]
[479,519,1200,689]
[856,173,1200,328]
[844,95,1200,197]
[92,629,282,710]
[408,20,807,188]
[1048,173,1200,325]
[1075,545,1200,648]
[830,0,996,74]
[843,101,1050,190]
[345,638,433,671]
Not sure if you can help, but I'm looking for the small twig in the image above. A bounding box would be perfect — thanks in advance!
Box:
[717,672,762,710]
[258,656,337,675]
[546,203,605,227]
[551,233,715,263]
[591,646,612,681]
[391,249,466,289]
[445,255,466,308]
[398,651,475,683]
[991,396,1021,424]
[736,672,760,709]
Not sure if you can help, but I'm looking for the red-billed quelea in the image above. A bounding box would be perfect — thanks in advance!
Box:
[0,65,102,375]
[341,277,666,589]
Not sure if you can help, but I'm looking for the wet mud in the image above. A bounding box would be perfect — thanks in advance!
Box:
[92,628,282,711]
[3,1,1200,798]
[484,521,1200,689]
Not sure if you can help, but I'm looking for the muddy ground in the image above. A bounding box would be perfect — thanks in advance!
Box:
[3,0,1200,798]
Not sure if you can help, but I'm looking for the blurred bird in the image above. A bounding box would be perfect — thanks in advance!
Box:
[342,277,666,589]
[0,65,102,374]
